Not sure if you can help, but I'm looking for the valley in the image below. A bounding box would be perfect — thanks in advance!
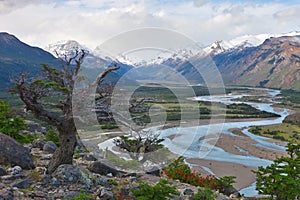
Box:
[0,31,299,199]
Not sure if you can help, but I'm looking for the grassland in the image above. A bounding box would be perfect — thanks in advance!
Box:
[247,89,300,144]
[249,123,300,144]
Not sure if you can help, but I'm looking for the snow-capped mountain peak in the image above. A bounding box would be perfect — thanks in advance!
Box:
[45,40,90,58]
[204,31,300,55]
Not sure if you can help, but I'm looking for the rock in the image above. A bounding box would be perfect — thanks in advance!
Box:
[183,188,194,195]
[145,166,160,176]
[35,167,47,175]
[221,187,239,197]
[82,154,97,161]
[43,141,57,153]
[52,164,92,187]
[120,187,130,196]
[8,166,22,175]
[12,180,30,189]
[0,133,35,169]
[26,121,46,134]
[229,192,241,199]
[32,139,46,149]
[99,188,115,200]
[0,188,13,200]
[88,160,123,177]
[130,177,139,182]
[0,167,7,176]
[122,172,137,177]
[1,174,25,181]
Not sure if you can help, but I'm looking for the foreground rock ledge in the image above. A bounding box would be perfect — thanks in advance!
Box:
[0,133,35,169]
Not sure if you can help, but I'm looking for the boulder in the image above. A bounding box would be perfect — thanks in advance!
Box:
[0,133,35,169]
[183,188,194,195]
[82,154,97,161]
[220,187,240,197]
[26,121,46,134]
[99,188,115,200]
[12,179,30,189]
[0,188,13,200]
[32,139,46,149]
[8,166,22,175]
[88,160,123,177]
[0,167,7,176]
[43,141,57,153]
[145,166,160,176]
[52,164,92,187]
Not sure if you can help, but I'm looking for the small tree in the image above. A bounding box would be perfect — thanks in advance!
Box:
[11,50,118,173]
[253,143,300,200]
[0,100,27,141]
[113,129,164,161]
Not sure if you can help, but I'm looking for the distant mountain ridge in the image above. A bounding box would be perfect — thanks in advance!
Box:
[0,32,59,89]
[0,31,300,91]
[214,35,300,90]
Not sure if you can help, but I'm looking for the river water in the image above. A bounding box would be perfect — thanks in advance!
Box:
[157,88,288,197]
[97,88,288,196]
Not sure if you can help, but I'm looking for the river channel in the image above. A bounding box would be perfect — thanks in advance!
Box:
[157,88,288,197]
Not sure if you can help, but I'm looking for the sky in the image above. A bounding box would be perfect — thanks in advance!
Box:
[0,0,299,49]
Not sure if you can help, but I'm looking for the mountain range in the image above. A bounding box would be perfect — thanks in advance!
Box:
[0,32,60,89]
[0,31,299,90]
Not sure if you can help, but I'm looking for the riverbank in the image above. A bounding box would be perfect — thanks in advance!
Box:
[187,158,257,190]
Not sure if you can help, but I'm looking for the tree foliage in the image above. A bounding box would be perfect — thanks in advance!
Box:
[10,50,119,173]
[131,179,179,200]
[113,130,164,161]
[0,100,32,143]
[253,143,300,200]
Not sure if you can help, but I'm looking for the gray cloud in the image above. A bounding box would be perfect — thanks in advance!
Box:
[273,6,300,22]
[193,0,209,7]
[0,0,298,50]
[0,0,50,14]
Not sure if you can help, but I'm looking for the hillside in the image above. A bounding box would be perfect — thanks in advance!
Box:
[0,32,59,90]
[214,35,300,90]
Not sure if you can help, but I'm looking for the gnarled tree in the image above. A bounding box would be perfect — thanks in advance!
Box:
[11,50,118,173]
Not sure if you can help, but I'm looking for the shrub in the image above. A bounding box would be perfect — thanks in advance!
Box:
[62,190,92,200]
[253,143,300,200]
[191,187,217,200]
[131,179,179,200]
[163,157,236,192]
[163,157,217,189]
[45,129,60,146]
[0,100,30,143]
[113,130,164,161]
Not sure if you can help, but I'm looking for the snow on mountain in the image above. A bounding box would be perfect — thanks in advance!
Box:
[203,40,233,55]
[205,31,300,55]
[45,40,90,58]
[45,31,300,66]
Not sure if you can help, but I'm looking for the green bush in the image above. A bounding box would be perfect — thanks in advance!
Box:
[131,179,179,200]
[70,192,92,200]
[45,129,60,146]
[191,187,217,200]
[0,100,30,143]
[253,143,300,200]
[164,157,235,192]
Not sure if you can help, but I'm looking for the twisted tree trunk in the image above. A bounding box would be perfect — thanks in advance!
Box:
[47,120,77,174]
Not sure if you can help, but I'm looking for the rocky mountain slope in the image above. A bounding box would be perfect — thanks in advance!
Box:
[1,32,300,90]
[0,32,59,89]
[214,35,300,89]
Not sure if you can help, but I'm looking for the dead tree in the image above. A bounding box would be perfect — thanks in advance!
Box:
[11,50,119,173]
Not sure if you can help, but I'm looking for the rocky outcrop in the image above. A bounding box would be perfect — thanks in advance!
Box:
[43,141,57,153]
[0,133,35,169]
[0,167,6,176]
[88,160,124,177]
[52,164,93,187]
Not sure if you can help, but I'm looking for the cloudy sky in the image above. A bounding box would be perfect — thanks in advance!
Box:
[0,0,299,49]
